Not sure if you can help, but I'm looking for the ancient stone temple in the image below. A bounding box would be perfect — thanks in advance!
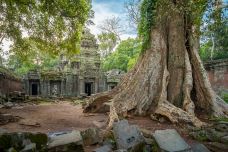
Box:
[23,29,108,97]
[106,69,125,91]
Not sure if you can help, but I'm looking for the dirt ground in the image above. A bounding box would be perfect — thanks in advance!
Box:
[0,101,196,151]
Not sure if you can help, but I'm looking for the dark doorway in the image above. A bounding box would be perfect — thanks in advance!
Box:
[85,83,92,96]
[32,83,38,95]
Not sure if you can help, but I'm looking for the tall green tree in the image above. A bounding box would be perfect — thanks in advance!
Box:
[102,38,141,72]
[98,17,123,58]
[200,0,228,61]
[0,0,92,57]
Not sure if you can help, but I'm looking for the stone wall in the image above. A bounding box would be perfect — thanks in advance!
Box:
[0,66,23,101]
[204,59,228,95]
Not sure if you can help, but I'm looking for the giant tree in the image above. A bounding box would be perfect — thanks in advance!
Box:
[84,0,228,127]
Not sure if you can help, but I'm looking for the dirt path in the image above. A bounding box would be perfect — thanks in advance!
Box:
[0,101,107,133]
[0,101,195,151]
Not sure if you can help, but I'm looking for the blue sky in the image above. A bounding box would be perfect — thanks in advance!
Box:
[88,0,137,40]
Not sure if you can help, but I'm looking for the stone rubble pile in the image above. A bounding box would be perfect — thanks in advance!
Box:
[189,121,228,152]
[1,119,228,151]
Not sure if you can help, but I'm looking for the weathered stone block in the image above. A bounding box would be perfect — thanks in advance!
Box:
[191,143,210,152]
[93,145,112,152]
[0,132,47,151]
[113,120,145,151]
[153,129,191,152]
[20,143,36,152]
[47,130,84,152]
[81,128,101,146]
[221,135,228,144]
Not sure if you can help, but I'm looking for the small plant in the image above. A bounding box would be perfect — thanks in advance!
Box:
[223,93,228,103]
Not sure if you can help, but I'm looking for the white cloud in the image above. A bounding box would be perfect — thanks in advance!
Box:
[88,1,137,40]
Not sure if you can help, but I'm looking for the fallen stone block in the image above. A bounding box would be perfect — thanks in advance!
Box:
[214,123,228,132]
[20,143,36,152]
[0,132,47,151]
[81,128,101,146]
[113,120,145,151]
[93,145,112,152]
[3,102,14,109]
[0,113,20,125]
[153,129,191,152]
[47,130,84,152]
[191,143,210,152]
[205,142,228,152]
[221,135,228,144]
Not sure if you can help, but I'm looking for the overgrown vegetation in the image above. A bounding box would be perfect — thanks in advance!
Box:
[138,0,157,51]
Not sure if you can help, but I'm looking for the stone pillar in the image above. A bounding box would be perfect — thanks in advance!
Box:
[79,77,84,95]
[94,78,98,94]
[40,80,42,97]
[25,79,30,95]
[61,78,65,97]
[47,80,50,97]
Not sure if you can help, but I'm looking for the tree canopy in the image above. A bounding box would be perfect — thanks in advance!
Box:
[102,38,141,72]
[0,0,92,57]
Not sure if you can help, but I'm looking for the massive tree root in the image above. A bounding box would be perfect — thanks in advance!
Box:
[83,1,228,127]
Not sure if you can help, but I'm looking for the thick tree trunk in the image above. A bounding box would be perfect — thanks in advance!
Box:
[84,0,228,127]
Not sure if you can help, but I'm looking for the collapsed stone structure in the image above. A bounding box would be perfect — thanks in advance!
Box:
[23,29,124,97]
[0,66,23,102]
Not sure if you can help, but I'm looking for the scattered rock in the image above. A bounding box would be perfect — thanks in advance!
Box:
[27,132,48,150]
[113,120,145,151]
[140,128,152,138]
[205,142,228,152]
[7,147,17,152]
[153,129,191,152]
[93,145,112,152]
[3,102,14,109]
[0,132,47,151]
[47,130,83,152]
[205,128,227,142]
[144,137,155,145]
[19,120,41,127]
[0,128,8,134]
[191,143,210,152]
[81,128,101,146]
[20,143,36,152]
[214,123,228,132]
[221,135,228,144]
[0,113,20,125]
[0,104,4,109]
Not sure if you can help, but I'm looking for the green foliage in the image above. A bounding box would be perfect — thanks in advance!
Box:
[200,0,228,61]
[0,0,91,56]
[7,38,59,75]
[223,93,228,103]
[138,0,157,51]
[102,38,141,72]
[98,32,118,58]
